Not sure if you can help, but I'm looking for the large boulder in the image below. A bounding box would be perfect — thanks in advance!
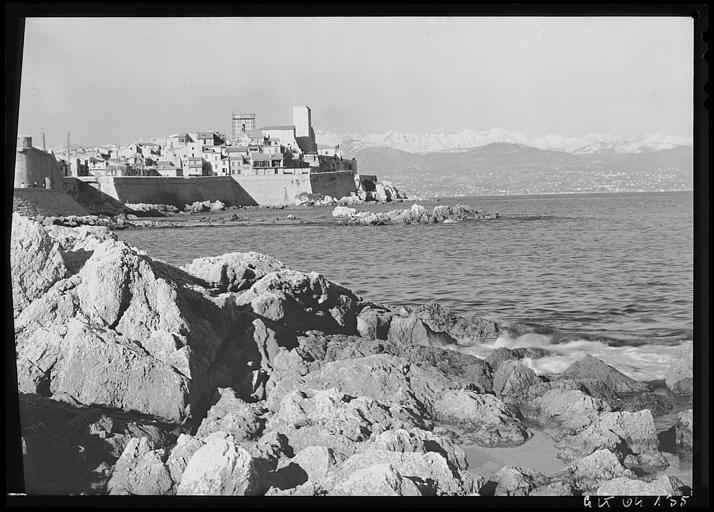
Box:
[555,410,668,470]
[563,355,650,394]
[176,432,260,495]
[182,252,285,293]
[387,310,457,347]
[368,428,467,470]
[194,388,266,441]
[524,388,611,435]
[432,390,531,446]
[10,213,69,314]
[234,269,360,335]
[355,303,393,340]
[664,341,693,395]
[489,465,548,496]
[17,318,192,422]
[107,438,173,495]
[286,446,341,483]
[412,301,500,345]
[492,360,541,398]
[328,464,422,496]
[555,449,634,493]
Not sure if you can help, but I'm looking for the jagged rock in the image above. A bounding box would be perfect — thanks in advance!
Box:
[433,390,531,446]
[195,388,265,441]
[485,347,550,371]
[674,409,693,453]
[234,269,360,334]
[17,318,192,422]
[387,310,457,347]
[356,303,393,340]
[529,481,577,496]
[523,378,622,411]
[524,388,611,435]
[556,449,634,493]
[176,432,259,495]
[413,301,500,345]
[556,410,668,469]
[287,446,341,483]
[182,252,285,293]
[254,431,292,462]
[265,388,425,458]
[367,428,468,470]
[492,360,541,398]
[328,463,422,496]
[324,450,478,495]
[166,434,204,485]
[596,475,689,496]
[267,354,522,447]
[489,465,548,496]
[107,438,172,495]
[290,331,493,393]
[664,342,693,395]
[11,213,69,314]
[563,355,650,394]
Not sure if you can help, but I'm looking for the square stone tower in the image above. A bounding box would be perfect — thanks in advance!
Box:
[293,105,316,153]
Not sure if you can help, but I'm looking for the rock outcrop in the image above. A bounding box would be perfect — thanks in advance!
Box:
[555,410,668,470]
[492,360,541,399]
[331,203,498,226]
[182,252,285,293]
[563,355,650,394]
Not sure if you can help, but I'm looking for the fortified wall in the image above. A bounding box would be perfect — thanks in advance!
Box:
[232,170,357,206]
[79,176,259,208]
[75,170,359,208]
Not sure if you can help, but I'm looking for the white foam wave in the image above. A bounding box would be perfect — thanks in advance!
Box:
[458,332,689,382]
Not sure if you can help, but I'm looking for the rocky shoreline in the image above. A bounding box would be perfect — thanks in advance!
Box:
[18,201,499,232]
[11,213,692,496]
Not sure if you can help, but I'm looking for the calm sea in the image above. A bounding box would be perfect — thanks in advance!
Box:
[117,191,693,382]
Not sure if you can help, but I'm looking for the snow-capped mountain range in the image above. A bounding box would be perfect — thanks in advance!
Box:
[315,128,692,156]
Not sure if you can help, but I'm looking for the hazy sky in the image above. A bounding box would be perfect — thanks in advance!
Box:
[17,17,693,147]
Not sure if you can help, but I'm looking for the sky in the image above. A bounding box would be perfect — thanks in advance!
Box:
[16,17,693,148]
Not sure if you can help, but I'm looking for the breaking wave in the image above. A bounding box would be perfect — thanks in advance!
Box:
[458,330,689,382]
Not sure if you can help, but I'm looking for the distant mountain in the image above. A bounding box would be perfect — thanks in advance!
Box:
[316,128,692,156]
[338,142,693,197]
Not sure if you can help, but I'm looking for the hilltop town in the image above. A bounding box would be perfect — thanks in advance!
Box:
[14,105,406,217]
[51,107,358,180]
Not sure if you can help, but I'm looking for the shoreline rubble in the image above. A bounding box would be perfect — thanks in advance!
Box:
[10,212,692,496]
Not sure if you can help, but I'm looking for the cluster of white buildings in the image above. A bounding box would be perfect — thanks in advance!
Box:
[57,105,356,179]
